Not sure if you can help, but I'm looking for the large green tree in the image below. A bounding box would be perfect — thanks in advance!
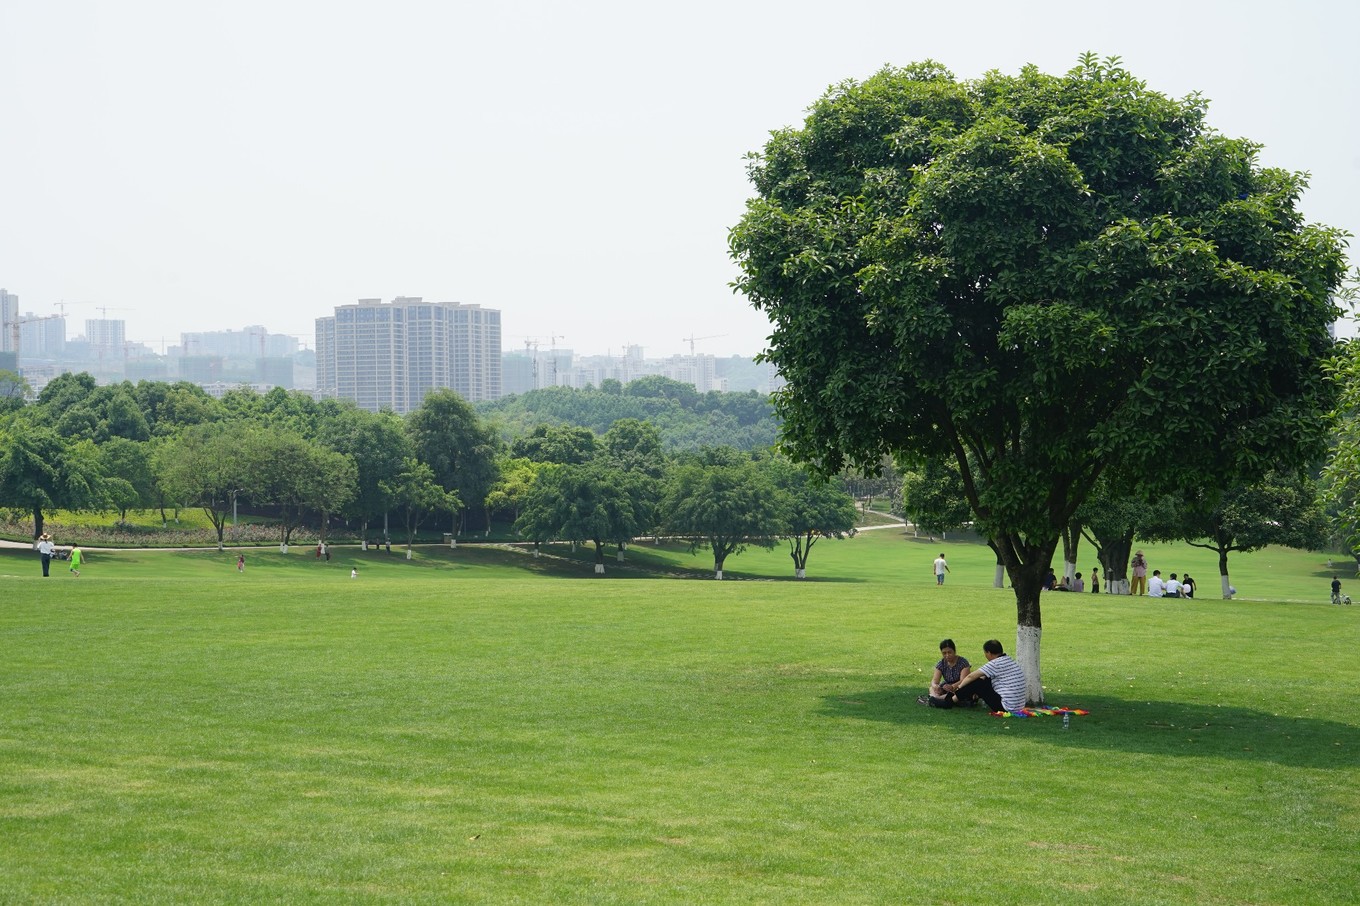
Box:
[315,405,411,548]
[407,390,502,537]
[730,56,1347,702]
[0,424,108,540]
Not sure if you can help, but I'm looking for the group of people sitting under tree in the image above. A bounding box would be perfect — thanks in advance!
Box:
[918,638,1028,713]
[1147,569,1195,598]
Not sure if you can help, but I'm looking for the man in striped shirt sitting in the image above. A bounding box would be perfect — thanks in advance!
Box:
[951,639,1028,713]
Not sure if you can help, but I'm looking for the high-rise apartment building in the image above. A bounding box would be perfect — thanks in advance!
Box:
[85,318,126,357]
[315,297,501,413]
[0,289,17,353]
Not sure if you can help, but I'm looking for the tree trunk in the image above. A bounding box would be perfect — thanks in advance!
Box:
[1218,545,1233,598]
[996,533,1055,706]
[32,507,44,541]
[987,539,1005,588]
[1061,518,1081,584]
[1096,534,1134,595]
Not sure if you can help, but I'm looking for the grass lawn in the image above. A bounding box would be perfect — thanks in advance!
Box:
[1,532,1357,904]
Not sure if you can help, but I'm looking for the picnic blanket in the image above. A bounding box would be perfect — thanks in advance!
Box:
[990,707,1089,718]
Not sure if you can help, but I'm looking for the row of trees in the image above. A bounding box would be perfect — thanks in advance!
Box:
[903,456,1330,598]
[0,372,855,575]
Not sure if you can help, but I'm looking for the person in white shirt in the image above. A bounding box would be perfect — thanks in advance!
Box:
[933,553,950,586]
[1148,570,1165,597]
[1165,573,1183,597]
[951,639,1028,712]
[37,533,56,577]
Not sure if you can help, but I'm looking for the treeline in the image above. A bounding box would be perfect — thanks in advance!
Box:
[476,375,778,452]
[0,372,856,576]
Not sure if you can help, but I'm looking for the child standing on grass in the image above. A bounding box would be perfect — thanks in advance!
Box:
[68,545,83,577]
[237,554,245,573]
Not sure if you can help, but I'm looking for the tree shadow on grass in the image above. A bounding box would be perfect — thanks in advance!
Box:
[820,688,1360,769]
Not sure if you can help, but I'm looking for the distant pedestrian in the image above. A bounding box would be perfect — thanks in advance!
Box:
[1090,566,1100,594]
[350,567,358,579]
[1182,574,1196,598]
[37,533,55,577]
[933,553,950,585]
[1332,576,1343,605]
[1130,551,1148,596]
[237,554,245,573]
[68,544,83,577]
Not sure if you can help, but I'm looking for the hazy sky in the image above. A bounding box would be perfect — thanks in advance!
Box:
[3,1,1357,358]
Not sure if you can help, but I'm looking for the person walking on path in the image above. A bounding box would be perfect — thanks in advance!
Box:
[68,544,83,577]
[37,533,55,577]
[933,553,950,586]
[1130,551,1148,596]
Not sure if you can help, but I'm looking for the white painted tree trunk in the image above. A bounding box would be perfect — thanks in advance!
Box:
[450,537,457,549]
[533,549,540,558]
[1063,560,1076,583]
[1220,574,1233,598]
[406,548,413,560]
[594,563,605,574]
[795,568,806,579]
[714,569,724,580]
[279,543,288,554]
[1111,578,1129,595]
[361,539,368,551]
[617,549,625,562]
[1016,625,1043,705]
[994,564,1006,588]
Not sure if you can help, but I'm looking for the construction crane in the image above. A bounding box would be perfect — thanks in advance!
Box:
[4,314,62,368]
[682,333,726,356]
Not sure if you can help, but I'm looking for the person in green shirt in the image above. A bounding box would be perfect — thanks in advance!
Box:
[69,545,83,577]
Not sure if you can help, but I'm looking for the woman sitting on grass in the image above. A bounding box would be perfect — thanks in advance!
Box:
[919,639,971,709]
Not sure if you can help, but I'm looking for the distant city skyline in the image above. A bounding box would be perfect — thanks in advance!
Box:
[3,2,1357,357]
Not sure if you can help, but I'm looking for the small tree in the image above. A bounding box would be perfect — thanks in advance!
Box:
[155,424,248,550]
[382,458,461,559]
[1169,472,1329,598]
[772,459,857,578]
[663,453,782,579]
[900,457,970,541]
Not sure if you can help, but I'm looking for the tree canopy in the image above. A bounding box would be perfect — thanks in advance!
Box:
[731,55,1348,702]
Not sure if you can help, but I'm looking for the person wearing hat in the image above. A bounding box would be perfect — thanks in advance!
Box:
[37,533,56,577]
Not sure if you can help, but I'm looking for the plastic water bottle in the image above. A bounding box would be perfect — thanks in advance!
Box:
[1062,712,1070,731]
